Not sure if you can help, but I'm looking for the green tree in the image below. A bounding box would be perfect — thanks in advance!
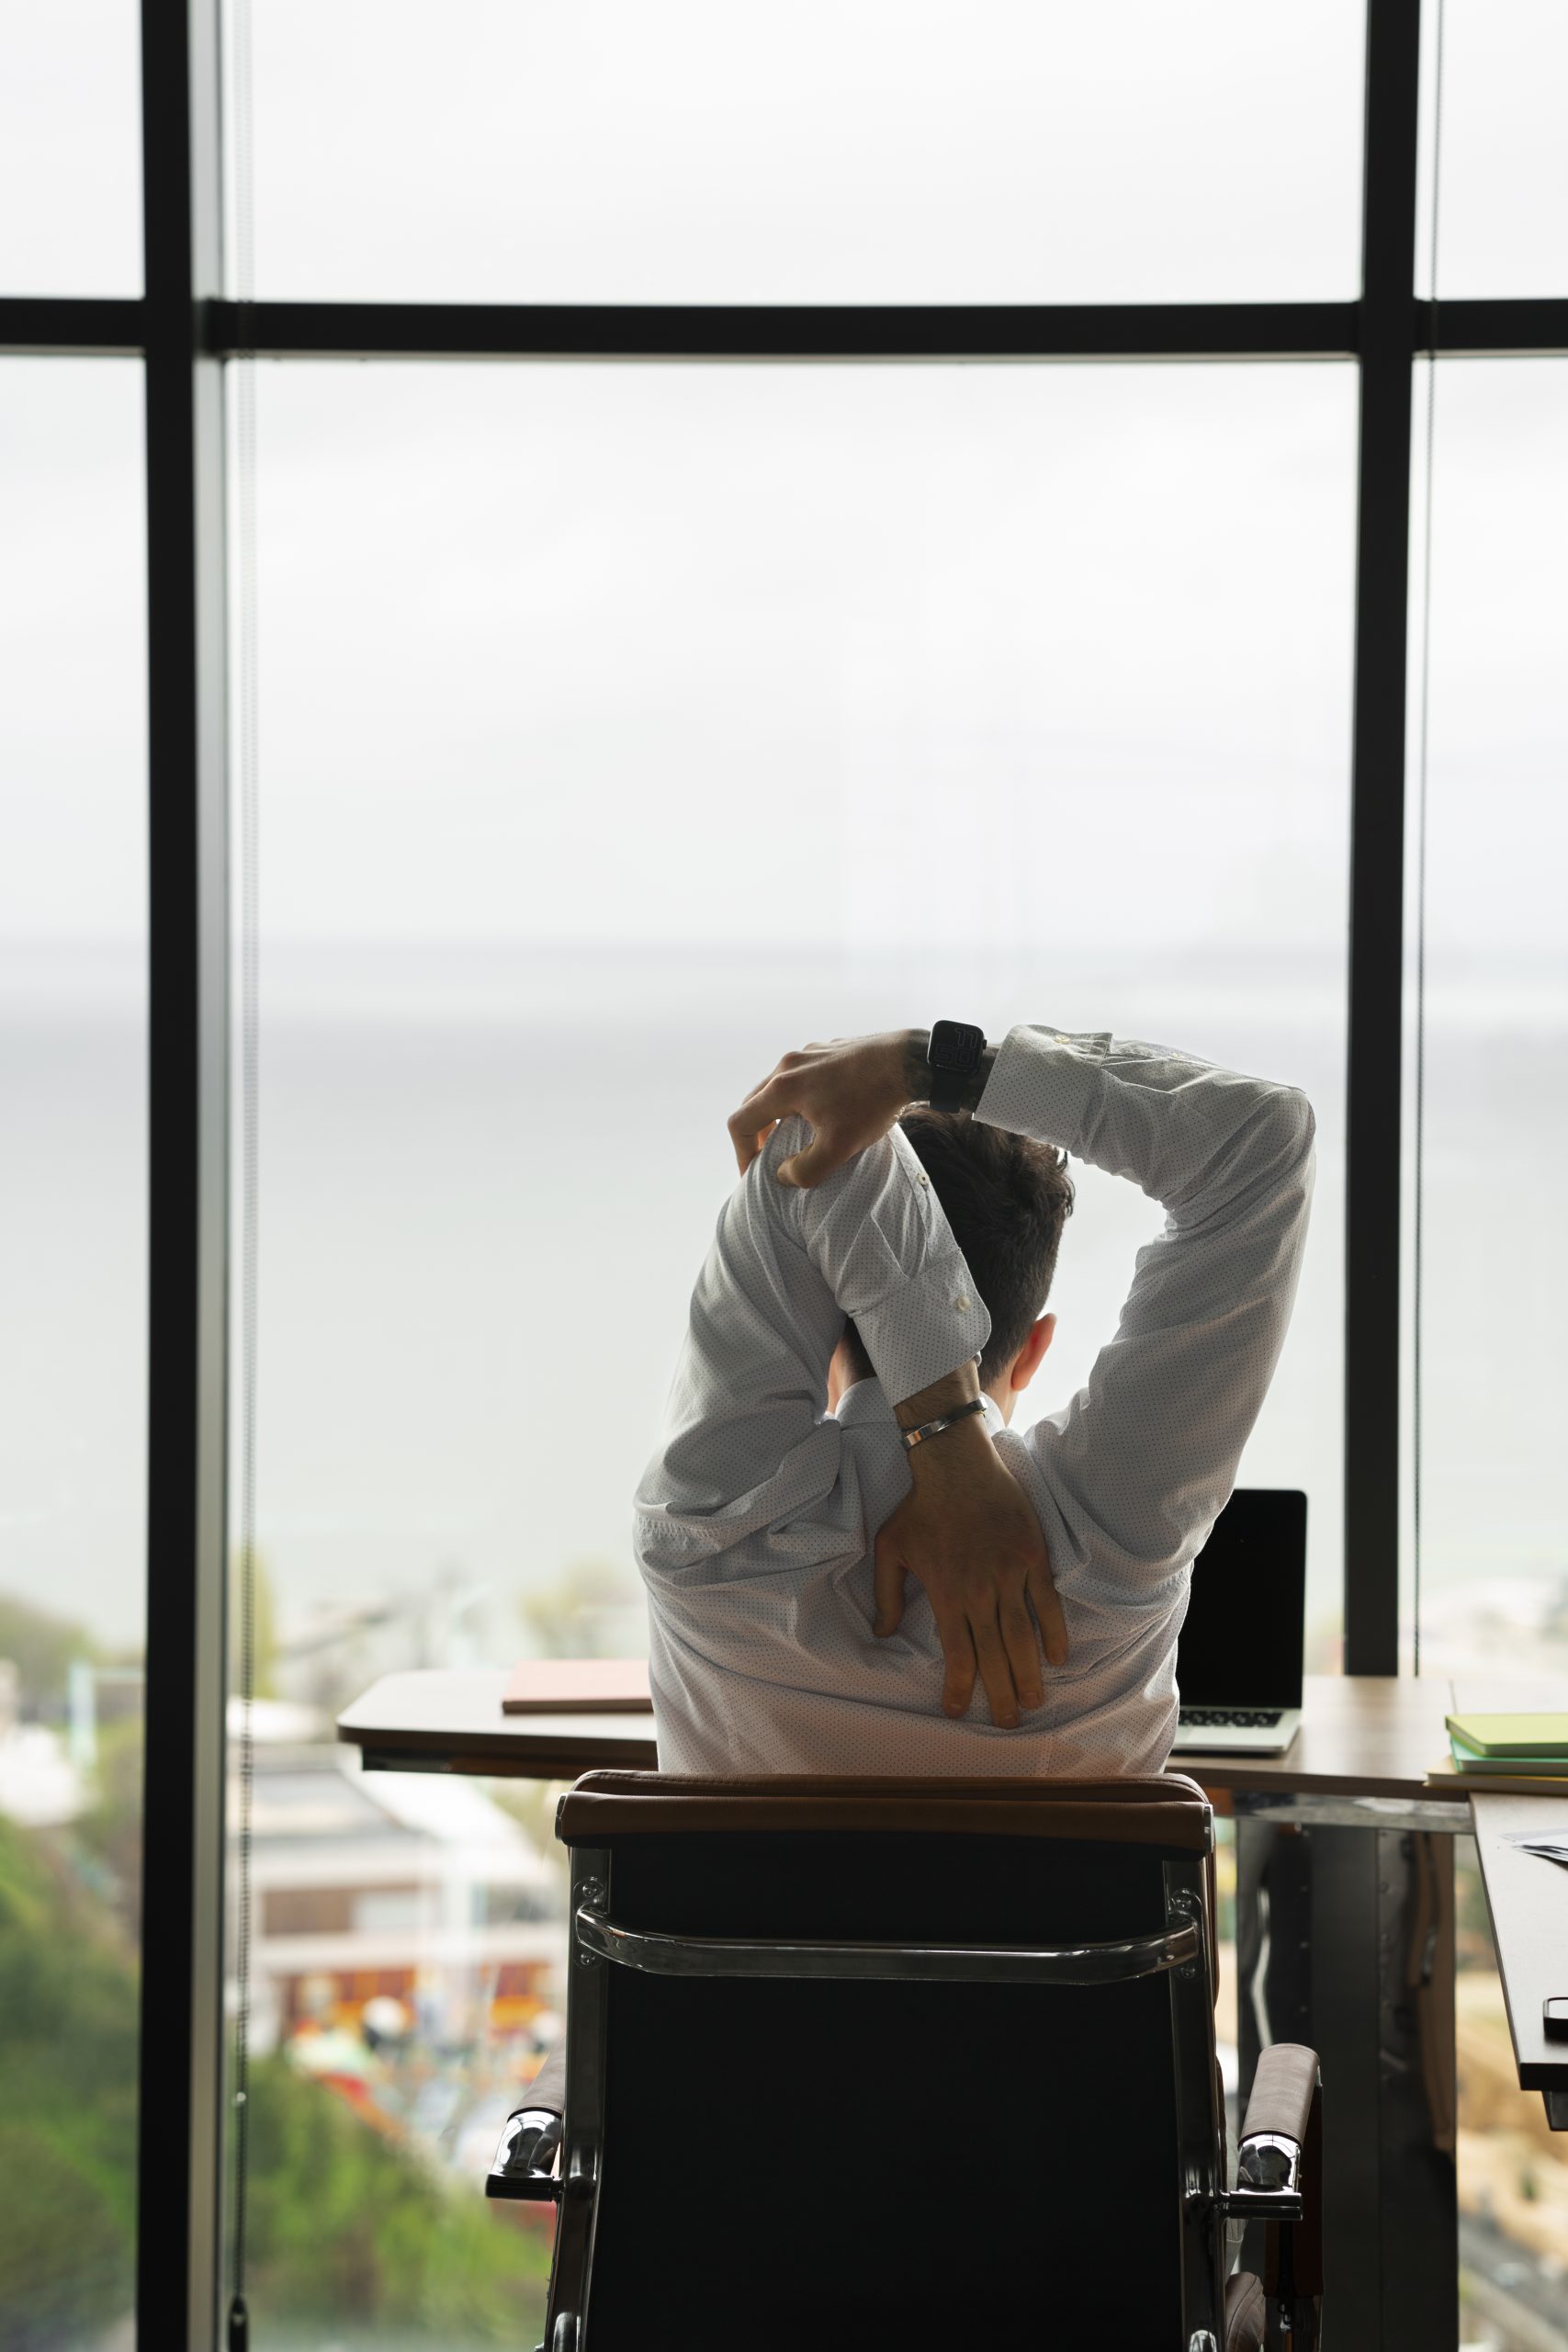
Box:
[247,2057,550,2339]
[0,1589,100,1719]
[75,1712,147,1939]
[0,1815,138,2346]
[0,1812,552,2348]
[0,2120,130,2350]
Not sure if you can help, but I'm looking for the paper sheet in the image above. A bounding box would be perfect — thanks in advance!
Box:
[1503,1831,1568,1870]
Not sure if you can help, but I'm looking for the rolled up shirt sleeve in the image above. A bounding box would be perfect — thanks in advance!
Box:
[975,1024,1316,1602]
[635,1114,988,1578]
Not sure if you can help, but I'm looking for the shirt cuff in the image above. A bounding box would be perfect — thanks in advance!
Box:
[854,1251,991,1409]
[973,1023,1107,1152]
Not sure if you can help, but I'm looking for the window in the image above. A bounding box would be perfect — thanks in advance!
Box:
[1426,0,1568,297]
[1408,349,1568,2340]
[243,356,1354,1674]
[0,0,142,296]
[222,352,1353,2340]
[234,1723,561,2338]
[239,0,1364,302]
[1410,359,1568,1679]
[0,356,147,2346]
[9,1,1568,2341]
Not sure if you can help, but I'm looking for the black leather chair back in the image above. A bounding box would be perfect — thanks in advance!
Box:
[547,1773,1222,2352]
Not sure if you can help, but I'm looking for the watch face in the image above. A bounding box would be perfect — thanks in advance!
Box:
[930,1020,985,1071]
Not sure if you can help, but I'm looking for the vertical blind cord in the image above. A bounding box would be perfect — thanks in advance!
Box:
[229,0,259,2336]
[1412,0,1445,1679]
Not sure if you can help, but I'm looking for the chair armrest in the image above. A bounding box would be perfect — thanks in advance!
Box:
[526,2045,567,2120]
[1238,2041,1318,2175]
[1228,2042,1325,2346]
[1225,2043,1319,2223]
[486,2046,566,2201]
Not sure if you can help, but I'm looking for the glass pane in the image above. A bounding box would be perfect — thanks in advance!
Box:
[1431,1,1568,298]
[231,356,1354,2335]
[0,360,147,2345]
[239,0,1365,302]
[1411,360,1568,1681]
[0,1,141,296]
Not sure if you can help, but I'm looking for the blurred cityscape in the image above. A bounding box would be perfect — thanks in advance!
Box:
[0,1577,570,2350]
[4,1557,1568,2349]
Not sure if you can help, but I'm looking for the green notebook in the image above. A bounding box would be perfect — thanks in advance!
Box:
[1448,1737,1568,1778]
[1446,1711,1568,1760]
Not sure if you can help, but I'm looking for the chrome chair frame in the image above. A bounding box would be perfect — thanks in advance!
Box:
[572,1894,1201,1984]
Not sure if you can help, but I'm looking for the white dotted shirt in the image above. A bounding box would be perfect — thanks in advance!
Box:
[634,1024,1315,1777]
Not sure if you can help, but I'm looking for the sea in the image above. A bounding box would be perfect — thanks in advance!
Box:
[4,937,1566,1697]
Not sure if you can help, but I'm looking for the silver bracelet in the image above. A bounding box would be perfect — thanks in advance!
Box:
[898,1395,987,1453]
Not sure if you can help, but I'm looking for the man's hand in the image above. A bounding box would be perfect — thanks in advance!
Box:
[874,1408,1068,1729]
[727,1030,926,1189]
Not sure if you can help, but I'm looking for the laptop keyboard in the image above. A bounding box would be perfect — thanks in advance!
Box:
[1178,1707,1284,1729]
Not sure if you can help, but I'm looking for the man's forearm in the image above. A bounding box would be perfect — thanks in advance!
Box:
[720,1027,996,1416]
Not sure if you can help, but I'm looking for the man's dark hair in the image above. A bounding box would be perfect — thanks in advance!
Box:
[840,1110,1075,1389]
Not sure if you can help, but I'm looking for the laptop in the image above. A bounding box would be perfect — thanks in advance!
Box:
[1168,1488,1307,1757]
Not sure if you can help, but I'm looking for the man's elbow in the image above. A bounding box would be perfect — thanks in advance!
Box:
[1263,1084,1317,1193]
[1275,1084,1315,1156]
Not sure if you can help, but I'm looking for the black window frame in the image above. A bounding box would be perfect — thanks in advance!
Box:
[5,0,1568,2336]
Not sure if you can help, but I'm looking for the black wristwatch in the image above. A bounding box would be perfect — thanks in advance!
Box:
[926,1020,987,1114]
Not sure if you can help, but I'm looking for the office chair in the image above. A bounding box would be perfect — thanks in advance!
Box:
[489,1770,1323,2351]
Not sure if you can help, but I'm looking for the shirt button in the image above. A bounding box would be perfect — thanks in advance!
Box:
[954,1294,971,1312]
[918,1173,930,1187]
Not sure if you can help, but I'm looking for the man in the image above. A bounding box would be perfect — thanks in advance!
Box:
[634,1021,1314,1776]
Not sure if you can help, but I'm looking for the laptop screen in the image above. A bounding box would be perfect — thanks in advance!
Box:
[1178,1488,1307,1709]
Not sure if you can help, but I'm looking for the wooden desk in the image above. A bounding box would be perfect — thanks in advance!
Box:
[334,1664,1563,2351]
[1472,1792,1568,2122]
[340,1667,658,1779]
[338,1668,1452,1800]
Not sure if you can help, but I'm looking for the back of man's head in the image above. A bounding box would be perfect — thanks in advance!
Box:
[841,1110,1074,1388]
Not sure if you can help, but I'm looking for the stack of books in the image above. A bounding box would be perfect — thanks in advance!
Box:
[1443,1712,1568,1784]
